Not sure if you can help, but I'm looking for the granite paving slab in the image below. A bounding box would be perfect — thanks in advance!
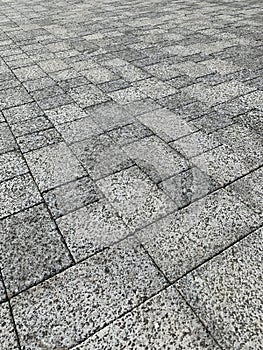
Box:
[0,302,19,350]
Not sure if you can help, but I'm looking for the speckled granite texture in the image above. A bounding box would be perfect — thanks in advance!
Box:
[0,0,262,349]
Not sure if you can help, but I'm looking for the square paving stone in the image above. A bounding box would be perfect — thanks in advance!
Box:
[137,189,260,281]
[69,84,110,108]
[0,123,17,155]
[9,116,52,137]
[71,134,133,180]
[44,103,88,125]
[226,167,263,214]
[0,303,19,350]
[11,237,166,350]
[108,86,146,104]
[176,228,263,349]
[0,151,28,182]
[73,285,219,350]
[192,145,251,185]
[43,176,102,219]
[171,130,221,158]
[134,78,177,99]
[87,101,135,131]
[0,86,33,109]
[123,136,189,183]
[56,117,102,144]
[57,199,131,261]
[108,121,153,146]
[97,166,175,230]
[0,204,72,296]
[137,108,197,142]
[24,142,85,191]
[17,128,63,153]
[0,173,42,219]
[2,102,43,124]
[14,65,46,81]
[159,167,219,209]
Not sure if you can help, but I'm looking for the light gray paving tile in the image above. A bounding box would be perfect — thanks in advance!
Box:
[201,58,240,75]
[12,237,166,350]
[9,116,52,137]
[192,145,250,185]
[137,108,197,142]
[43,176,102,219]
[108,86,146,104]
[44,103,88,125]
[87,101,135,131]
[171,130,221,158]
[123,136,189,183]
[2,102,43,124]
[0,173,42,219]
[112,63,150,82]
[36,93,73,110]
[159,167,219,208]
[38,58,68,73]
[0,151,27,182]
[13,65,46,81]
[134,78,177,99]
[97,166,175,230]
[108,121,153,146]
[137,189,260,281]
[71,134,133,180]
[69,84,110,108]
[0,302,19,350]
[56,117,102,144]
[17,128,63,153]
[0,86,33,109]
[23,77,57,92]
[0,123,17,155]
[24,142,85,191]
[122,98,161,116]
[73,285,219,350]
[57,199,131,260]
[0,277,6,302]
[226,167,263,214]
[0,204,71,296]
[81,67,117,84]
[239,90,263,111]
[173,61,214,78]
[176,228,263,349]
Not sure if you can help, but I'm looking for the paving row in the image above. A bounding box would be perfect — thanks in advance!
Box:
[0,0,262,349]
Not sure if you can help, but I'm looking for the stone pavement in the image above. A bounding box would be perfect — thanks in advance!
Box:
[0,0,262,348]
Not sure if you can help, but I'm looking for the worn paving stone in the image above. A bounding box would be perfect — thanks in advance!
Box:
[0,204,72,296]
[0,151,28,182]
[12,237,166,350]
[0,173,42,219]
[137,108,197,142]
[71,134,133,180]
[0,302,19,350]
[57,199,131,261]
[73,285,219,350]
[176,228,263,349]
[97,166,175,230]
[137,189,261,281]
[123,135,189,183]
[24,142,85,191]
[43,176,102,219]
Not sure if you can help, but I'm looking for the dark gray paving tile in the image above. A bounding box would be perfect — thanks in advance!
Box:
[123,136,189,183]
[159,167,219,208]
[71,134,133,180]
[17,128,63,153]
[2,102,43,124]
[57,199,131,261]
[0,173,42,219]
[0,151,27,182]
[234,109,263,135]
[137,189,260,281]
[9,116,52,137]
[69,84,110,108]
[12,237,166,350]
[43,176,102,219]
[177,228,263,349]
[24,142,85,191]
[97,166,175,230]
[137,108,197,142]
[0,302,19,350]
[73,286,219,350]
[0,204,72,296]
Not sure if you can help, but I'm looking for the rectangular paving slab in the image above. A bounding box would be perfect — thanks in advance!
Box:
[0,302,19,350]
